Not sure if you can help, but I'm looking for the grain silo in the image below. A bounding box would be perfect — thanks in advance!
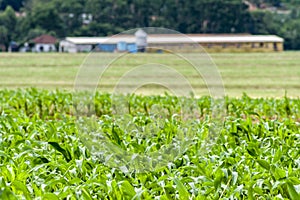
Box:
[135,29,147,52]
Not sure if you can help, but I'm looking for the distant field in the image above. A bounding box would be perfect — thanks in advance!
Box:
[0,52,299,97]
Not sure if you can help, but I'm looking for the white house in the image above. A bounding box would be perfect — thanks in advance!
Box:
[32,35,57,52]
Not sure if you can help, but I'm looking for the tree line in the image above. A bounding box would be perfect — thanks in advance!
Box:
[0,0,300,51]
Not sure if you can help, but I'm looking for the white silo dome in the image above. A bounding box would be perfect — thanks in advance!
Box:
[135,29,147,47]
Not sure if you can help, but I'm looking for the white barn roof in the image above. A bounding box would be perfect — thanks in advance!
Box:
[65,34,284,45]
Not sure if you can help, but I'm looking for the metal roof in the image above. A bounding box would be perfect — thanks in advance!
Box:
[64,34,284,45]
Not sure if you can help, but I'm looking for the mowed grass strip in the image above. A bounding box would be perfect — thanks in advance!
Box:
[0,52,299,97]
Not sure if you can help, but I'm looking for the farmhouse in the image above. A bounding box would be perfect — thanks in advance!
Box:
[32,35,57,52]
[59,34,284,53]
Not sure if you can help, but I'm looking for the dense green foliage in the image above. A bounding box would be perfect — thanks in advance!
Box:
[1,0,300,50]
[0,88,299,199]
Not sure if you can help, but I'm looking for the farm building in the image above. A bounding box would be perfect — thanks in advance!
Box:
[59,39,93,53]
[59,34,284,53]
[32,35,57,52]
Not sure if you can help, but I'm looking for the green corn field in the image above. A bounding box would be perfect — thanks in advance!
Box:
[0,88,299,199]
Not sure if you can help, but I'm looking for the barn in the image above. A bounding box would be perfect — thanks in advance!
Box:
[148,34,284,52]
[59,34,284,53]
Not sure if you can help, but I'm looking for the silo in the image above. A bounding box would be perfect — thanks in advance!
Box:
[135,29,147,52]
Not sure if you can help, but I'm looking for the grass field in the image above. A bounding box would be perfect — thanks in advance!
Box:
[0,52,299,97]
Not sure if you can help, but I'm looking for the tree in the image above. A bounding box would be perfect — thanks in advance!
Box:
[282,19,300,49]
[29,1,64,37]
[0,0,25,11]
[56,0,85,36]
[0,26,8,49]
[0,6,17,50]
[27,28,47,40]
[0,5,17,31]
